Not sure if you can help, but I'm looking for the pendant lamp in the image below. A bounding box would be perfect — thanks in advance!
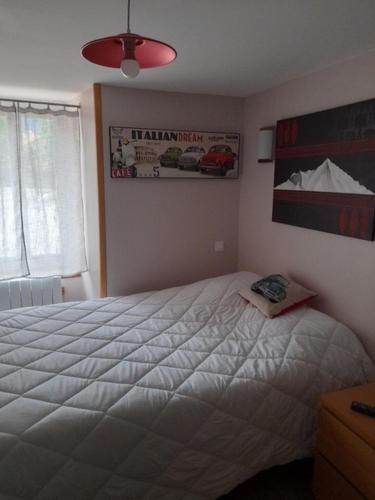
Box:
[81,0,177,79]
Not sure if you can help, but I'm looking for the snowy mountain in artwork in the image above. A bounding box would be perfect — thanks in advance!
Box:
[275,158,374,194]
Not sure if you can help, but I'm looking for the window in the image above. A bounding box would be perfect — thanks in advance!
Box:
[0,101,87,280]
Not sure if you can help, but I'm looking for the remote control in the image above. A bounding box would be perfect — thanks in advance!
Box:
[350,400,375,418]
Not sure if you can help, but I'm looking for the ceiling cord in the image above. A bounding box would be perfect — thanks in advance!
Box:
[127,0,131,33]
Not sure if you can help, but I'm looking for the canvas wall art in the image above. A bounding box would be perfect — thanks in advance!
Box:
[272,98,375,240]
[110,127,240,179]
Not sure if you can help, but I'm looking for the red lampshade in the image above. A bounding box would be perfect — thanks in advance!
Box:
[81,33,177,69]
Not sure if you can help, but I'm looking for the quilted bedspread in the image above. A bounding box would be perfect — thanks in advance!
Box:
[0,272,373,500]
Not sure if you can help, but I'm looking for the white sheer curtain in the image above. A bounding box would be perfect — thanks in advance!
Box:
[0,101,87,279]
[0,104,28,279]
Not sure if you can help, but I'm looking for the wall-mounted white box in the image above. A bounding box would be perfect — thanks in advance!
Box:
[214,241,225,252]
[258,127,275,162]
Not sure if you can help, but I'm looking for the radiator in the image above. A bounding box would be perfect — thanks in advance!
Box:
[0,277,63,311]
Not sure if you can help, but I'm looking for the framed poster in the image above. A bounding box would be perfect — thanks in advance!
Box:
[109,127,240,179]
[273,98,375,240]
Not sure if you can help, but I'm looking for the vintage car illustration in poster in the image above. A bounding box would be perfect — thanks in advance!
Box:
[110,127,240,179]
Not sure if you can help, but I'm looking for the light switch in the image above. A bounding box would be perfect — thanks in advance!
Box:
[214,241,225,252]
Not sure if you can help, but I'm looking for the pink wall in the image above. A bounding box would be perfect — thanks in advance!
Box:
[239,50,375,361]
[101,86,244,297]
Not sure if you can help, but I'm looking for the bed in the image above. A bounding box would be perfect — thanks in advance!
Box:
[0,271,373,499]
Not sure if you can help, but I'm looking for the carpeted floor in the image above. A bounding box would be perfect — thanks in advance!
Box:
[219,459,315,500]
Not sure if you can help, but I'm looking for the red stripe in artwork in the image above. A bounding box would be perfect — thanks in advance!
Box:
[273,190,375,208]
[276,137,375,159]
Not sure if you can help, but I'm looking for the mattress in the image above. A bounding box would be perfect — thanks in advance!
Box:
[0,271,373,500]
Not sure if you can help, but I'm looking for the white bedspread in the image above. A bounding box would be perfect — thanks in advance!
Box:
[0,272,373,500]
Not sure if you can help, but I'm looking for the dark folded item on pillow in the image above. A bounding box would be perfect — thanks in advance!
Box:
[251,274,289,303]
[239,274,317,318]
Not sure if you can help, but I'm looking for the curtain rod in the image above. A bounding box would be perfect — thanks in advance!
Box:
[0,97,80,109]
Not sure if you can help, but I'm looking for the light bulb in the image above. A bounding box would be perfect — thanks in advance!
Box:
[121,58,140,79]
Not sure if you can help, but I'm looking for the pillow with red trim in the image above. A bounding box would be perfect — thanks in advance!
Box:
[239,274,317,318]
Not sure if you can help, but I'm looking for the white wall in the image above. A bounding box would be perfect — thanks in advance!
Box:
[101,85,244,296]
[238,50,375,360]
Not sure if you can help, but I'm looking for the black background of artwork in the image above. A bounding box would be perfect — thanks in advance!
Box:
[273,98,375,240]
[274,98,375,191]
[272,200,375,240]
[277,98,375,146]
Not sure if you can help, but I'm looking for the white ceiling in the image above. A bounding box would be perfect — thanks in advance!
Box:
[1,0,375,102]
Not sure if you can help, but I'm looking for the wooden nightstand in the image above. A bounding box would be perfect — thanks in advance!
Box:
[314,382,375,500]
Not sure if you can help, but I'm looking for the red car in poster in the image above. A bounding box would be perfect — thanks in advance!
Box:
[200,144,236,176]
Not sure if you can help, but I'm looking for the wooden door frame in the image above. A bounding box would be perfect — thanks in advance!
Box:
[93,83,107,297]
